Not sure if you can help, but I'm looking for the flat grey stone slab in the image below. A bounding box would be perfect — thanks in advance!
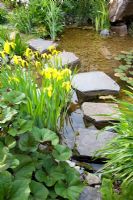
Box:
[50,51,80,68]
[79,187,101,200]
[28,38,58,54]
[76,128,117,157]
[72,71,120,101]
[82,102,119,127]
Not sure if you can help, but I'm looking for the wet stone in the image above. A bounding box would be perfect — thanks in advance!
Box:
[50,51,80,69]
[79,186,101,200]
[111,24,128,37]
[72,71,120,102]
[82,102,119,128]
[75,128,117,157]
[85,173,101,186]
[28,38,58,54]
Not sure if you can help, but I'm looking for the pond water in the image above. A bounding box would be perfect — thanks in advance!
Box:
[60,28,133,78]
[59,28,133,169]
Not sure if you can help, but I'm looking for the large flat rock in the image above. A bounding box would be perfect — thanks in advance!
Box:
[79,187,101,200]
[76,128,117,157]
[49,51,80,69]
[82,102,119,128]
[28,38,58,54]
[72,71,120,102]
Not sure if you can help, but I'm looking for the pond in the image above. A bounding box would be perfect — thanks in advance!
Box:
[60,28,133,169]
[60,28,133,78]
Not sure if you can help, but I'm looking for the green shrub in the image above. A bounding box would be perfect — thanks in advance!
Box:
[9,6,33,34]
[45,0,64,40]
[0,8,7,24]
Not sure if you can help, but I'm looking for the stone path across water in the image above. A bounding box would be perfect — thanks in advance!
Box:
[28,38,58,54]
[72,71,120,102]
[82,102,119,128]
[49,51,80,68]
[75,128,117,157]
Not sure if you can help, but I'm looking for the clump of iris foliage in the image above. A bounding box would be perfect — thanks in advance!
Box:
[99,88,133,199]
[2,0,110,40]
[0,37,84,199]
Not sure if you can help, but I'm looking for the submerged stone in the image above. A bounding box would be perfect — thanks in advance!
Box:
[72,71,120,102]
[111,24,128,37]
[75,128,117,157]
[28,38,58,54]
[79,186,101,200]
[82,102,119,128]
[50,51,80,69]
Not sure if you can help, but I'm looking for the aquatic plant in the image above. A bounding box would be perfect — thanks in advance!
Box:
[115,51,133,86]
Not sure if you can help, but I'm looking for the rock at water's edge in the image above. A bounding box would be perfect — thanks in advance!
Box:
[75,128,117,157]
[28,38,58,54]
[79,186,101,200]
[72,71,120,102]
[82,102,119,128]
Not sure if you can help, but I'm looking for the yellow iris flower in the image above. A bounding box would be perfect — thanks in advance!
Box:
[48,45,55,52]
[47,85,53,97]
[13,55,19,65]
[62,81,71,92]
[35,61,41,68]
[4,41,10,54]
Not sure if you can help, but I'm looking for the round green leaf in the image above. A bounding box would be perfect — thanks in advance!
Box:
[30,180,49,200]
[52,144,72,161]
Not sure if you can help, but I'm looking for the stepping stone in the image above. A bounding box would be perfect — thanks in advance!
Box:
[79,186,101,200]
[49,51,80,69]
[28,38,58,54]
[72,71,120,102]
[76,128,117,157]
[82,102,119,128]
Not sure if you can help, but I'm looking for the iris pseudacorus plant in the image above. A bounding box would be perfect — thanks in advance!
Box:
[0,44,72,131]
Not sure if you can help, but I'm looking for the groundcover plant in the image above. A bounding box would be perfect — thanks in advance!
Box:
[0,40,84,200]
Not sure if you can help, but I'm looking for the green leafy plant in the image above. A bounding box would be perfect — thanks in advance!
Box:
[99,89,133,198]
[0,90,84,199]
[9,6,33,34]
[0,8,7,24]
[101,178,133,200]
[46,0,64,40]
[0,38,84,199]
[115,51,133,86]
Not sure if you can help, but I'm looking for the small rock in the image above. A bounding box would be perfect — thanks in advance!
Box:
[72,71,120,102]
[0,2,5,8]
[79,186,101,200]
[28,38,58,54]
[82,102,119,128]
[100,29,110,37]
[85,173,101,186]
[50,51,80,69]
[111,24,128,36]
[75,128,117,157]
[99,46,112,60]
